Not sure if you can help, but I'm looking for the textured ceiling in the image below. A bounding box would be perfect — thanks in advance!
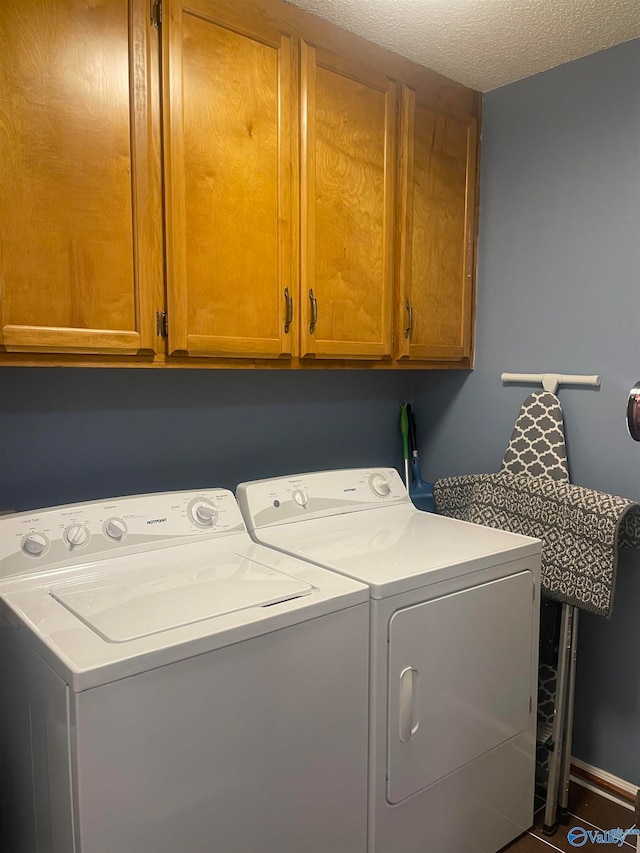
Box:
[285,0,640,91]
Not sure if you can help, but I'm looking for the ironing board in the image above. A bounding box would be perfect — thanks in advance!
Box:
[434,390,640,834]
[501,391,573,833]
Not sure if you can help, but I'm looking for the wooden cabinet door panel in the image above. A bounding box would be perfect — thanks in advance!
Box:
[163,0,295,358]
[300,43,395,360]
[396,85,477,361]
[0,0,160,355]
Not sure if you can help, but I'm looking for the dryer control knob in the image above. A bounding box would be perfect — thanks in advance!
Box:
[190,500,218,527]
[21,533,49,557]
[65,524,90,549]
[292,488,309,508]
[104,518,127,541]
[369,474,391,497]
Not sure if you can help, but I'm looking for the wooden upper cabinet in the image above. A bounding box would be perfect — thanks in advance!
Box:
[0,0,162,355]
[0,0,479,368]
[162,0,296,358]
[299,42,396,360]
[395,85,477,362]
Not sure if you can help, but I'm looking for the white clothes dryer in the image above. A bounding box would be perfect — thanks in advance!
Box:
[237,467,542,853]
[0,488,369,853]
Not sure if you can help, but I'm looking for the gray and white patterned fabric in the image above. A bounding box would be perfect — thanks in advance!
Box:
[435,390,629,796]
[619,510,640,548]
[500,393,568,793]
[536,660,557,790]
[435,389,640,615]
[500,392,569,481]
[434,472,640,617]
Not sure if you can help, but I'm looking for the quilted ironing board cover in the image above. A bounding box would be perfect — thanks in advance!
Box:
[434,392,640,618]
[500,392,569,481]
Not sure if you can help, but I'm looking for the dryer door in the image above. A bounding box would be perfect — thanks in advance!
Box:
[387,570,535,804]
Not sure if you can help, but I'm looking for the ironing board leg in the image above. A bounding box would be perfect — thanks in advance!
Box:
[559,607,579,819]
[543,602,572,835]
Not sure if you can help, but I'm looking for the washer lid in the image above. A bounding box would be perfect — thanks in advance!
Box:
[49,554,313,643]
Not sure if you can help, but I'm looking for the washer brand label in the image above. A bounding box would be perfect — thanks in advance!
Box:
[343,488,356,492]
[147,518,167,525]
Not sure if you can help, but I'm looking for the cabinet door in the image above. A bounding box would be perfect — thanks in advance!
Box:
[300,43,396,360]
[0,0,161,355]
[395,85,477,362]
[163,0,296,358]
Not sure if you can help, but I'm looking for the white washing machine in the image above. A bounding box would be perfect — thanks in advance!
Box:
[236,467,542,853]
[0,488,369,853]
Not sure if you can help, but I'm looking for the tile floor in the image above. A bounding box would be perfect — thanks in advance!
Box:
[501,782,637,852]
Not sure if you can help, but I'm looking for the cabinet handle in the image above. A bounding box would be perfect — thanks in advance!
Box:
[404,299,413,339]
[309,289,318,334]
[150,0,161,28]
[284,288,293,333]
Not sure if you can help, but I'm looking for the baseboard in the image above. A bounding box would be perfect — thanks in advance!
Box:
[571,757,638,809]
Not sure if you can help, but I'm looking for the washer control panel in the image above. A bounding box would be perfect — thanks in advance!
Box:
[237,467,410,531]
[1,489,246,579]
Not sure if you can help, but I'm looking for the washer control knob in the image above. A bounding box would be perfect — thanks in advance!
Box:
[65,524,90,549]
[190,500,218,527]
[369,474,391,497]
[292,488,309,508]
[104,517,127,541]
[21,533,49,557]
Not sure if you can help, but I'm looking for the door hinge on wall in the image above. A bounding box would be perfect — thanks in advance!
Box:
[156,310,168,337]
[151,0,162,29]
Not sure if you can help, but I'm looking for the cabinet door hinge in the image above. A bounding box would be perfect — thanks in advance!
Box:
[151,0,162,29]
[156,310,168,337]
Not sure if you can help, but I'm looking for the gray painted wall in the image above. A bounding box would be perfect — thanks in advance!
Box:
[0,369,411,513]
[413,38,640,782]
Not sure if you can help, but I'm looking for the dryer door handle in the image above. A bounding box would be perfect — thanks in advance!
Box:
[399,666,420,743]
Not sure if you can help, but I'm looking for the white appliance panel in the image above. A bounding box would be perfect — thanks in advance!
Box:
[237,467,410,531]
[0,488,370,853]
[2,531,367,691]
[387,570,535,803]
[0,613,74,853]
[367,566,539,853]
[0,488,246,579]
[50,554,312,642]
[71,604,368,853]
[236,468,543,853]
[253,505,539,597]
